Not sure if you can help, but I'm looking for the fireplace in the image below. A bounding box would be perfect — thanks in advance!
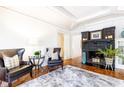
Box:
[86,51,105,68]
[81,27,115,70]
[82,40,112,68]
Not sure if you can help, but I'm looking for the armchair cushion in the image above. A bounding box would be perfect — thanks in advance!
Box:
[6,64,33,83]
[48,60,63,64]
[8,65,32,76]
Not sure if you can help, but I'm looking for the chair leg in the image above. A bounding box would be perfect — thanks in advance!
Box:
[38,65,40,70]
[7,77,12,87]
[38,65,40,74]
[47,66,50,72]
[30,71,33,78]
[8,82,12,87]
[61,64,63,70]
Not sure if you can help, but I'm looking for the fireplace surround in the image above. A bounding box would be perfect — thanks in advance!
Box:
[81,27,115,70]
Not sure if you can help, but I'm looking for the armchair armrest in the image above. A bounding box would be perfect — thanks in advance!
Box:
[59,56,63,60]
[20,61,28,65]
[0,67,7,81]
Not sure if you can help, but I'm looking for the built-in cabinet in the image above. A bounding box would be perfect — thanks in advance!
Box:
[81,26,115,70]
[81,31,90,42]
[102,27,115,40]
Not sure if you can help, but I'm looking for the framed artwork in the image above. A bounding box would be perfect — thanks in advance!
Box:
[91,31,101,39]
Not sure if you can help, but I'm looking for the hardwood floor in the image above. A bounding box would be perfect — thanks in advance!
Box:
[12,57,124,87]
[66,57,124,80]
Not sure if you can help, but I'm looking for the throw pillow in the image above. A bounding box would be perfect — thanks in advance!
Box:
[51,52,59,60]
[47,48,53,58]
[44,48,53,62]
[3,55,20,69]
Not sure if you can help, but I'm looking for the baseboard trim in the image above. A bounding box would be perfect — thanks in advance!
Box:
[64,58,72,61]
[71,56,81,59]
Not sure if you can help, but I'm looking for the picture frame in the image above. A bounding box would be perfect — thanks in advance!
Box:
[91,31,101,39]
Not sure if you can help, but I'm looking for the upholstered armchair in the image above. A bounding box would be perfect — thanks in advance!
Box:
[47,48,63,71]
[0,48,33,87]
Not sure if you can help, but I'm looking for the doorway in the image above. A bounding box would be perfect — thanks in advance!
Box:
[58,32,64,58]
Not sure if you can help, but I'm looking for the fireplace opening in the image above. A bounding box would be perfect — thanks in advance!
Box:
[87,51,105,65]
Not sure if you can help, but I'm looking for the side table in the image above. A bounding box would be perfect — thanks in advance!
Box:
[29,56,45,75]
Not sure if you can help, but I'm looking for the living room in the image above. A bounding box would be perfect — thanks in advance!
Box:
[0,0,124,92]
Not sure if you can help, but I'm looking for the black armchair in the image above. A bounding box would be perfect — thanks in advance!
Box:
[0,48,33,87]
[47,48,63,71]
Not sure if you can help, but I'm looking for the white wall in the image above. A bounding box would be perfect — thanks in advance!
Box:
[71,17,124,59]
[71,34,81,58]
[0,7,70,66]
[64,33,71,59]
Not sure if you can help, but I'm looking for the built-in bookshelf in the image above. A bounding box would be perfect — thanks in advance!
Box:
[81,26,115,70]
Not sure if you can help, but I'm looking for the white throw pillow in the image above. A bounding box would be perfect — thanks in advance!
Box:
[51,52,59,60]
[3,55,20,69]
[47,48,53,58]
[44,53,49,62]
[44,48,53,62]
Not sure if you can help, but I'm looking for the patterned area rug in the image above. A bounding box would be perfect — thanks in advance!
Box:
[18,65,124,87]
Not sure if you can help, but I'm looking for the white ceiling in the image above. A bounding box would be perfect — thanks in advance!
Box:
[1,6,124,30]
[63,6,110,19]
[1,6,75,30]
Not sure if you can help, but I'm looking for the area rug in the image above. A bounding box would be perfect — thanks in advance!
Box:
[18,65,124,87]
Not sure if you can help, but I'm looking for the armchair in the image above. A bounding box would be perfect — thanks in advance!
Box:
[47,48,63,71]
[0,48,33,87]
